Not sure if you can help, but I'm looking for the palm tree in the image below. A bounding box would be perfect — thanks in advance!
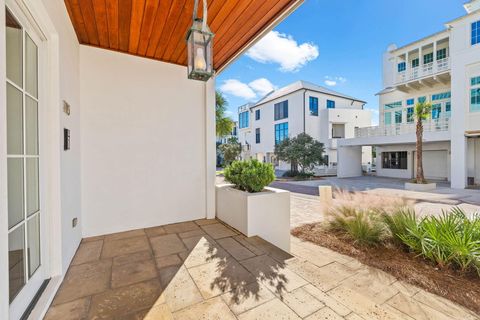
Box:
[414,101,433,184]
[216,91,234,138]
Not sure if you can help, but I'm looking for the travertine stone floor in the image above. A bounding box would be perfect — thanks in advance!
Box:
[44,219,479,320]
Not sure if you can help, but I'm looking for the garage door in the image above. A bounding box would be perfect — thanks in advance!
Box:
[414,150,448,180]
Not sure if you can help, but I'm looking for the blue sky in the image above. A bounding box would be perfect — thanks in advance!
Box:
[216,0,467,125]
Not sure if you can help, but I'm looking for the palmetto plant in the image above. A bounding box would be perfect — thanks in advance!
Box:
[414,101,433,184]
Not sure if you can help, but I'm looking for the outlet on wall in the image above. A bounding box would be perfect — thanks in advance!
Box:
[72,218,78,228]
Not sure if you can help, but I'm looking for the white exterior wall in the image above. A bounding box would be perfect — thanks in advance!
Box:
[240,88,372,171]
[80,46,214,237]
[449,10,480,188]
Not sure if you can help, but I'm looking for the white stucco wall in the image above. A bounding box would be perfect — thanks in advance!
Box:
[80,46,213,237]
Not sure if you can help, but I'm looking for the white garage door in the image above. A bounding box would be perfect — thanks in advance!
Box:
[414,150,448,180]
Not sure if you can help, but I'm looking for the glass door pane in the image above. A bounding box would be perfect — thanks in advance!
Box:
[7,158,24,228]
[7,83,23,155]
[6,7,22,86]
[25,33,38,98]
[9,225,25,303]
[27,215,41,276]
[25,96,38,155]
[26,158,39,215]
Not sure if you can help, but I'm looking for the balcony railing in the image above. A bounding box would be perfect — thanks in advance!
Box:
[354,118,450,138]
[396,57,450,84]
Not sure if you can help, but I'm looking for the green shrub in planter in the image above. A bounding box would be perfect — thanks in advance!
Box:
[224,160,275,193]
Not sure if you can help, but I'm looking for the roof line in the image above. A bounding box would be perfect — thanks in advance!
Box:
[251,87,367,109]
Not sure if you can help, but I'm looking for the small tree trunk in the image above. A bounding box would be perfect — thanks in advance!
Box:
[416,118,425,184]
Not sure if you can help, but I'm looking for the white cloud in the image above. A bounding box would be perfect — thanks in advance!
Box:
[246,31,319,72]
[324,76,347,87]
[248,78,276,97]
[220,78,276,100]
[219,79,256,100]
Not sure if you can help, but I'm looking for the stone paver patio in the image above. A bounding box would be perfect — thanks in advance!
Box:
[44,219,479,320]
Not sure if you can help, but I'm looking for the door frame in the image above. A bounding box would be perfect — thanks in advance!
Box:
[1,0,62,319]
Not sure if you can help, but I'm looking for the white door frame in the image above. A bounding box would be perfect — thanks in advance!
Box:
[0,0,62,319]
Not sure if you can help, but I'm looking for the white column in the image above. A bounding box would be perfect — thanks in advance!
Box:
[205,76,216,219]
[337,146,363,178]
[405,51,410,78]
[433,41,438,73]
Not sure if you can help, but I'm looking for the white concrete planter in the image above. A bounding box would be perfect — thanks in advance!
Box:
[405,182,437,191]
[216,184,291,252]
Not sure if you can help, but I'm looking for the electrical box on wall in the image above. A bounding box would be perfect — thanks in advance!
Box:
[64,128,70,150]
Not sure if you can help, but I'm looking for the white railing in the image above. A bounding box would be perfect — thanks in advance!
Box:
[395,57,450,84]
[354,118,450,138]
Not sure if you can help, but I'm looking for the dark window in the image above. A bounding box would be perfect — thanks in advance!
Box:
[411,58,419,68]
[326,100,335,109]
[255,128,260,144]
[255,109,260,120]
[423,53,433,64]
[382,152,407,170]
[239,111,249,128]
[436,48,447,60]
[398,62,406,72]
[472,20,480,46]
[309,97,318,116]
[394,110,402,124]
[407,107,414,123]
[274,100,288,120]
[275,122,288,144]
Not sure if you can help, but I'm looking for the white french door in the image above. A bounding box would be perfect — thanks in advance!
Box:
[5,3,46,319]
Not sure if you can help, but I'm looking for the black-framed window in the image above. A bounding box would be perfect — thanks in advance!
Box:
[255,128,260,144]
[411,58,419,68]
[255,109,260,120]
[423,52,433,64]
[274,100,288,120]
[309,96,318,116]
[382,152,407,169]
[327,100,335,109]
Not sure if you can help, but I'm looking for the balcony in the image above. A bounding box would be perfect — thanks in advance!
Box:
[396,57,450,87]
[355,118,450,138]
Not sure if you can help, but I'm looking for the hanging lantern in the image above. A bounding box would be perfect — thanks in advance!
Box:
[186,0,214,81]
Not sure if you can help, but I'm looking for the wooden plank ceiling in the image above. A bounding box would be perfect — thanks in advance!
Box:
[64,0,299,70]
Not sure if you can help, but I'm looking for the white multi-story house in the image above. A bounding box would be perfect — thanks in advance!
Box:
[237,81,372,173]
[337,0,480,189]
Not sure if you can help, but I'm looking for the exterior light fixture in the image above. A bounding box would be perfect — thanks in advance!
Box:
[186,0,214,81]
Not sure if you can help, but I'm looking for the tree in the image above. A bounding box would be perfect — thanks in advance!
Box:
[414,101,433,184]
[274,133,325,174]
[219,137,241,165]
[216,91,234,138]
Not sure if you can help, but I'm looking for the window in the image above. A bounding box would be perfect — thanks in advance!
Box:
[309,96,318,116]
[255,109,260,120]
[394,110,402,124]
[397,62,406,72]
[326,100,335,109]
[274,100,288,120]
[423,53,433,64]
[382,152,407,169]
[432,104,441,119]
[239,111,249,128]
[445,102,451,117]
[418,96,427,103]
[255,128,260,144]
[432,91,451,101]
[471,76,480,112]
[384,101,402,109]
[436,48,447,60]
[275,122,288,144]
[407,107,414,123]
[384,112,392,125]
[332,124,345,138]
[472,20,480,46]
[411,58,419,68]
[406,98,414,106]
